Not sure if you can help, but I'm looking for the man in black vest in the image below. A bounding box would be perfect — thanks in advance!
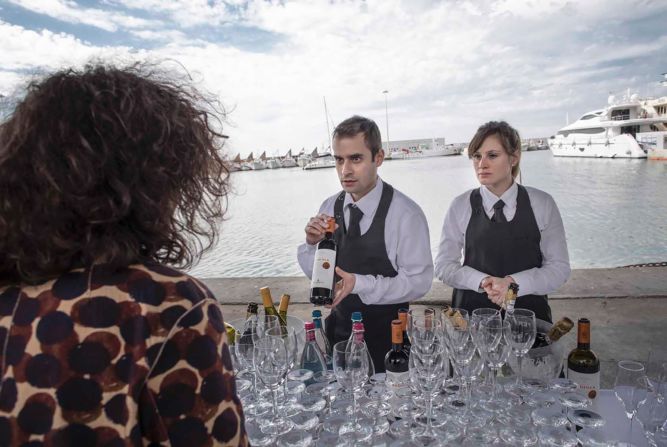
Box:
[297,115,433,372]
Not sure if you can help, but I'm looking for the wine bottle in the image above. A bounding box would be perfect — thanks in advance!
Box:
[310,217,337,306]
[503,282,519,314]
[546,317,574,343]
[567,318,600,399]
[278,294,290,322]
[312,309,332,367]
[239,302,259,344]
[384,320,409,393]
[345,321,375,378]
[259,286,287,335]
[397,308,411,353]
[300,321,328,384]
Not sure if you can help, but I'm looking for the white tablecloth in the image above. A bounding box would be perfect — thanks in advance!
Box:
[592,390,649,446]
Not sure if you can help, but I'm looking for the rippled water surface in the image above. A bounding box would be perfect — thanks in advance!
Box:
[189,151,667,278]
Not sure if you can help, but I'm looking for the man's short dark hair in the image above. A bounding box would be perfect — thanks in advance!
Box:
[332,115,382,159]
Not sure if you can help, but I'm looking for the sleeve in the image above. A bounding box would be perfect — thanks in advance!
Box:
[434,195,488,291]
[139,299,249,447]
[297,197,334,278]
[510,193,571,296]
[352,207,434,305]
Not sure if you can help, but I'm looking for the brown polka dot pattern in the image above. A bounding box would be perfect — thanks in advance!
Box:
[0,263,248,446]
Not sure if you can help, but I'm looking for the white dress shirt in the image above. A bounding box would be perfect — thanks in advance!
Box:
[434,182,571,297]
[297,178,434,305]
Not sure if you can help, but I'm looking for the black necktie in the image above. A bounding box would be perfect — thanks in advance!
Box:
[347,205,363,238]
[492,200,507,223]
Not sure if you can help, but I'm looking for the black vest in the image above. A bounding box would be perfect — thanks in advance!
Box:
[324,182,408,373]
[452,185,552,322]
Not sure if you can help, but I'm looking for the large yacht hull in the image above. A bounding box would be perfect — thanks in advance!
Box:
[549,133,647,158]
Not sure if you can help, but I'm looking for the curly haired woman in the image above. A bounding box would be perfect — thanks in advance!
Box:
[0,64,248,446]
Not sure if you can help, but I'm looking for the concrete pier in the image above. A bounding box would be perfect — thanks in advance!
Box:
[204,266,667,387]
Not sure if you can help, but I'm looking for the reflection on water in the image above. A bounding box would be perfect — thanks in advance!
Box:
[190,151,667,278]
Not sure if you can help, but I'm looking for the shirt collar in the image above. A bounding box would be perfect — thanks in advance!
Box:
[480,182,518,213]
[343,177,383,218]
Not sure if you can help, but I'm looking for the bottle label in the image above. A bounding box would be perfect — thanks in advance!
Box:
[311,248,336,288]
[567,368,600,399]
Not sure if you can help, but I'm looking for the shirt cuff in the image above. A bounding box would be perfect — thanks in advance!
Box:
[351,274,371,297]
[508,271,531,296]
[469,271,489,293]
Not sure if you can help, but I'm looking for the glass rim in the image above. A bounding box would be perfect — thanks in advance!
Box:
[617,359,645,372]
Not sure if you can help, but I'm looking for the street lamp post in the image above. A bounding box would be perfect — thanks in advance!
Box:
[382,90,390,154]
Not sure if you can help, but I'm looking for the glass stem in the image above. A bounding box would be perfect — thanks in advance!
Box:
[516,354,523,387]
[426,390,434,434]
[490,367,498,400]
[628,413,634,444]
[271,387,279,421]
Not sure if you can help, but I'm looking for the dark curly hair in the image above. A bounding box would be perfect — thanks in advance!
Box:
[0,63,230,283]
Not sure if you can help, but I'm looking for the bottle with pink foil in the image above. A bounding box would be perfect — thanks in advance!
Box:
[299,321,328,381]
[345,321,376,378]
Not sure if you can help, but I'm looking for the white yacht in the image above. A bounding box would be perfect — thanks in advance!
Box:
[303,153,335,170]
[280,149,298,168]
[549,92,667,159]
[386,138,461,160]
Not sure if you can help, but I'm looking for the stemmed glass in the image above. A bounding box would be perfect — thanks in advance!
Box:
[471,308,502,394]
[478,318,512,412]
[410,336,447,446]
[333,340,372,443]
[504,309,536,396]
[614,360,650,446]
[253,335,293,436]
[235,328,271,417]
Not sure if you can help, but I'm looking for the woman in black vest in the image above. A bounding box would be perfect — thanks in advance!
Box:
[434,121,571,323]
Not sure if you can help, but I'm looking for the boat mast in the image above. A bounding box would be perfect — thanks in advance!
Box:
[323,96,331,153]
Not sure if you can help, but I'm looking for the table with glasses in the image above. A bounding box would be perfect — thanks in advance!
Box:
[229,308,667,447]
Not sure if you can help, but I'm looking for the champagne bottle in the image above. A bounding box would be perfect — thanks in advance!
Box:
[384,320,409,394]
[567,318,600,399]
[259,286,287,335]
[503,282,519,313]
[397,308,411,353]
[278,294,290,322]
[300,321,328,384]
[224,322,236,346]
[310,217,337,306]
[312,309,332,367]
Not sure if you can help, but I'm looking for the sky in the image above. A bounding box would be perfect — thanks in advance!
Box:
[1,0,667,158]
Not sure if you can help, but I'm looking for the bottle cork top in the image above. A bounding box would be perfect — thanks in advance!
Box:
[312,309,322,318]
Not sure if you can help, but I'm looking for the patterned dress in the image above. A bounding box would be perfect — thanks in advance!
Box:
[0,262,248,446]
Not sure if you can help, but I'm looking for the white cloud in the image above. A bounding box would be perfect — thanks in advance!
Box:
[8,0,163,31]
[1,0,666,153]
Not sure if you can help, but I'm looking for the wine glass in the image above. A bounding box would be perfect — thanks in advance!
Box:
[410,337,447,446]
[646,349,667,399]
[471,308,502,394]
[614,360,649,446]
[478,319,512,412]
[235,329,271,417]
[253,335,293,436]
[332,340,372,443]
[504,309,536,396]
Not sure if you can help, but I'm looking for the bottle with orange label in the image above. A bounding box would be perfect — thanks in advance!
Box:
[567,318,600,399]
[310,217,337,306]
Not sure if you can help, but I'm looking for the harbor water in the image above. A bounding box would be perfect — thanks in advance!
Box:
[190,151,667,278]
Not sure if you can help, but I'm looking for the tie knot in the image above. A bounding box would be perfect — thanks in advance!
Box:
[493,200,505,211]
[349,204,363,217]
